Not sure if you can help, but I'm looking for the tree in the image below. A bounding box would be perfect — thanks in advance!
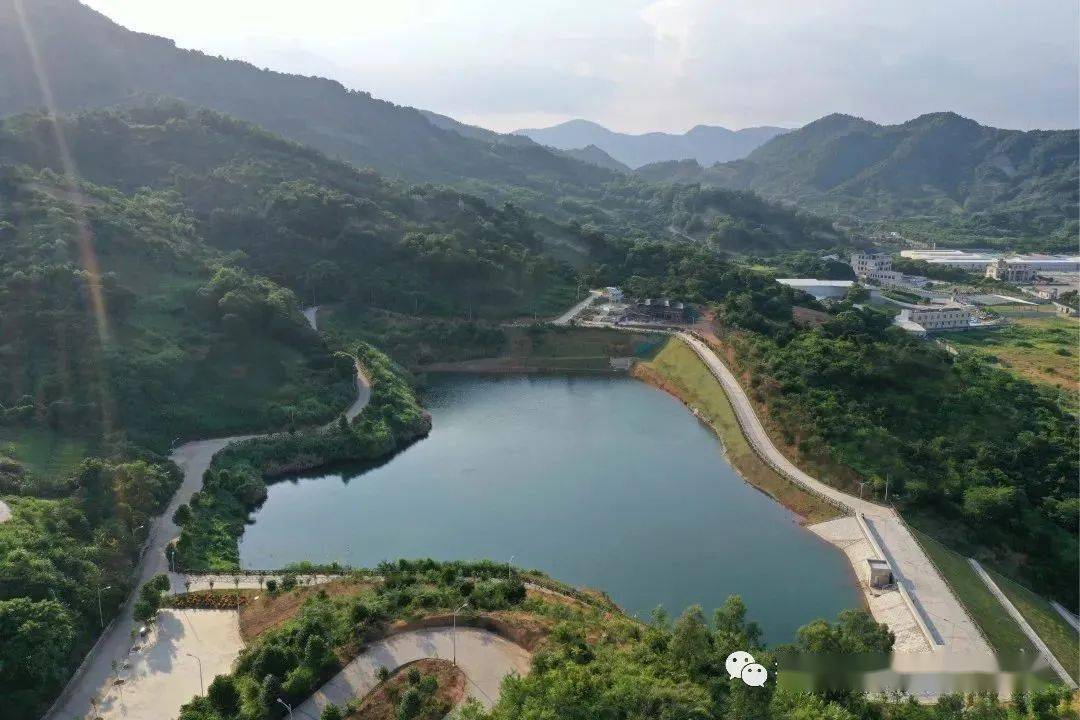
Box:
[207,674,241,715]
[962,486,1018,523]
[0,598,76,689]
[173,503,193,525]
[671,605,711,674]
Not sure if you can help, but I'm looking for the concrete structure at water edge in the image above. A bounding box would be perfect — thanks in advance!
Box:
[866,558,894,589]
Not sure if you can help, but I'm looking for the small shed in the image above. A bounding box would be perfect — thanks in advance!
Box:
[865,558,893,589]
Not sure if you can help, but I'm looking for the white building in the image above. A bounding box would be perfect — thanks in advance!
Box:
[776,278,855,300]
[604,286,624,303]
[901,250,1080,274]
[894,302,973,334]
[985,259,1035,283]
[851,251,892,279]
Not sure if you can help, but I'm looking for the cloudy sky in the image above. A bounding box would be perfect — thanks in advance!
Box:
[83,0,1079,133]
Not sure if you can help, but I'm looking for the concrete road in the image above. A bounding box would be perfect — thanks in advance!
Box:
[295,627,531,718]
[44,436,249,720]
[89,610,244,720]
[306,305,370,421]
[552,290,600,325]
[679,333,992,660]
[45,305,371,719]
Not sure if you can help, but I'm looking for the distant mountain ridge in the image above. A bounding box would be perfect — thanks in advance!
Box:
[0,0,616,192]
[514,119,788,168]
[638,112,1079,245]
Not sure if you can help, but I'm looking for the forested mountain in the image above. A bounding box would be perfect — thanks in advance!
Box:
[638,112,1079,247]
[515,118,788,168]
[556,144,632,173]
[0,0,615,191]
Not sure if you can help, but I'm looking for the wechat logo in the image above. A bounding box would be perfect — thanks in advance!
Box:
[726,650,768,687]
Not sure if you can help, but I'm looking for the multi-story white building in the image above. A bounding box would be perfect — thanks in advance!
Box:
[894,302,973,334]
[851,251,893,281]
[985,259,1035,283]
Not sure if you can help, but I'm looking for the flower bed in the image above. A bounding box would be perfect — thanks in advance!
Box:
[164,591,249,610]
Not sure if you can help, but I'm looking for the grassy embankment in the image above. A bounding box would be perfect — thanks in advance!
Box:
[986,568,1080,685]
[908,529,1035,658]
[634,336,840,524]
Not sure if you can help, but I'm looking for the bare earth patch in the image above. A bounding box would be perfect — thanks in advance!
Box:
[240,578,374,641]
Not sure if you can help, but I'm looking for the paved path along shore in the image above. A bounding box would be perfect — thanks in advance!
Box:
[296,627,531,718]
[678,333,992,660]
[45,307,370,720]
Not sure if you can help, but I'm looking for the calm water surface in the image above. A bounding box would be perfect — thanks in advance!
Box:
[240,375,860,643]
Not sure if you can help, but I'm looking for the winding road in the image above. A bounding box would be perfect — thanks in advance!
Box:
[43,306,370,720]
[679,332,991,659]
[296,628,530,718]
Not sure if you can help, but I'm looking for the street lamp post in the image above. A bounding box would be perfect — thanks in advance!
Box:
[508,555,515,582]
[276,698,294,718]
[97,585,112,630]
[185,652,203,695]
[452,601,469,665]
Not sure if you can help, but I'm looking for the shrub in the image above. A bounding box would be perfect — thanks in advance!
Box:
[266,578,279,594]
[207,674,241,715]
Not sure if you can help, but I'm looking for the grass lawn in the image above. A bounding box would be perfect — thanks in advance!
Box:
[635,337,840,524]
[986,568,1080,684]
[0,428,88,480]
[909,529,1035,659]
[948,314,1079,400]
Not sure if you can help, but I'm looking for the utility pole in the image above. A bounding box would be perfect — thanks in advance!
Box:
[885,475,890,503]
[97,584,112,630]
[452,601,469,665]
[508,555,515,582]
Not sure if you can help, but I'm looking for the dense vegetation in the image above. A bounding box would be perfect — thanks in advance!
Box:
[640,112,1079,250]
[0,105,581,320]
[174,343,430,571]
[0,164,355,451]
[716,304,1079,607]
[0,455,180,718]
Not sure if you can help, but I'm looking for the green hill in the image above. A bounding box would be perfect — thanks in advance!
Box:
[639,112,1079,248]
[0,0,615,191]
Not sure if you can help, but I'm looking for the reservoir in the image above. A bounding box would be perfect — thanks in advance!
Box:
[240,375,861,643]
